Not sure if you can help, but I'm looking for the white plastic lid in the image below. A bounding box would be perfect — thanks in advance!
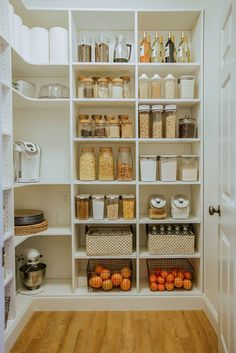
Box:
[151,74,162,81]
[122,194,135,199]
[150,195,167,209]
[139,73,149,80]
[107,194,119,199]
[172,194,189,208]
[164,74,175,81]
[139,105,150,111]
[76,194,90,199]
[151,105,164,111]
[165,105,177,111]
[180,75,195,80]
[92,194,105,199]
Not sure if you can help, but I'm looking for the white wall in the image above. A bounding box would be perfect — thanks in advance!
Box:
[17,0,220,317]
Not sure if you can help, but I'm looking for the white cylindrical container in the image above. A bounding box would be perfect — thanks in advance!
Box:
[179,76,195,99]
[164,73,175,99]
[179,155,199,181]
[92,194,105,220]
[22,25,31,62]
[159,155,177,182]
[49,27,69,64]
[30,27,49,64]
[139,73,149,99]
[140,155,157,181]
[171,194,190,219]
[13,14,23,55]
[9,4,14,46]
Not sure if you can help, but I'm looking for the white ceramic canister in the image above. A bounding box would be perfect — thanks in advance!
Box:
[30,27,49,64]
[179,75,195,99]
[49,27,69,64]
[92,194,105,220]
[140,155,157,181]
[171,194,190,219]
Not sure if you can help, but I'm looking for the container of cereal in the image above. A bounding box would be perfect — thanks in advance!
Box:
[150,74,162,99]
[76,194,90,219]
[79,147,96,180]
[117,147,133,181]
[159,155,178,182]
[106,194,119,220]
[92,194,105,220]
[139,105,150,138]
[151,105,163,138]
[140,155,157,181]
[122,194,135,219]
[164,105,177,138]
[98,147,114,181]
[179,155,199,181]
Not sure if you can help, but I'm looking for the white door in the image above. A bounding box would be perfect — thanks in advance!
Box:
[216,1,236,352]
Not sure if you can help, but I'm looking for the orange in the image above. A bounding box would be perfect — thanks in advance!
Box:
[183,279,192,290]
[100,269,111,280]
[184,271,192,280]
[177,271,184,280]
[165,282,174,291]
[121,267,131,278]
[160,270,168,279]
[157,275,165,284]
[89,276,102,289]
[149,274,157,283]
[102,279,113,291]
[157,284,165,291]
[95,265,104,275]
[111,273,123,286]
[166,274,174,283]
[174,277,184,288]
[150,282,158,291]
[120,278,131,291]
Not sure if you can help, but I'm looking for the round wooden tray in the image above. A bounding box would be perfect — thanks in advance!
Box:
[15,220,48,236]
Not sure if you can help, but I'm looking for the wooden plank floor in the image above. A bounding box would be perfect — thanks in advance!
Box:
[10,311,218,353]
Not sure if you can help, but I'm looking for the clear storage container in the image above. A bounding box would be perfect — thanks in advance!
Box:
[121,76,131,98]
[79,78,94,98]
[97,78,109,98]
[179,76,195,99]
[92,194,105,220]
[164,105,177,138]
[109,117,120,138]
[150,74,162,99]
[79,147,96,180]
[112,78,123,98]
[117,147,133,181]
[78,35,92,62]
[159,155,178,182]
[79,119,92,138]
[95,35,109,62]
[179,155,199,181]
[171,194,190,219]
[148,195,167,219]
[76,194,90,219]
[106,194,119,220]
[122,194,135,219]
[99,147,114,181]
[119,115,133,138]
[94,115,106,138]
[139,73,149,99]
[151,105,163,138]
[179,116,197,138]
[78,114,90,137]
[139,105,150,138]
[140,155,157,181]
[164,74,175,99]
[92,77,99,98]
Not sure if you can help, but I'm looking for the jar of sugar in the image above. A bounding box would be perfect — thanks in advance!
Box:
[159,155,177,182]
[140,155,157,181]
[179,155,199,181]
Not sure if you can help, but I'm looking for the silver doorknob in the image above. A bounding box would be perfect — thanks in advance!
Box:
[209,205,221,216]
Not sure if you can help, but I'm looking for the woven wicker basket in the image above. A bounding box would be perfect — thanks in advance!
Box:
[15,220,48,236]
[148,231,195,255]
[86,226,133,256]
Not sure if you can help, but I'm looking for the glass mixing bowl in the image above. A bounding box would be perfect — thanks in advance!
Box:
[38,83,69,99]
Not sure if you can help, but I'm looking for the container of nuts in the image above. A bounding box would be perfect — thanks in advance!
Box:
[117,147,133,181]
[98,147,114,181]
[139,105,150,138]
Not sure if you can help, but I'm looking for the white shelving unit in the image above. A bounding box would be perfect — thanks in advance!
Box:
[2,3,204,345]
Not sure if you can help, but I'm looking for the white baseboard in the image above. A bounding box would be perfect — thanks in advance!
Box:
[5,294,217,353]
[202,293,218,333]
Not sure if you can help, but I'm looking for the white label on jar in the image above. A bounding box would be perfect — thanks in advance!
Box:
[165,46,170,58]
[140,45,145,57]
[178,46,183,58]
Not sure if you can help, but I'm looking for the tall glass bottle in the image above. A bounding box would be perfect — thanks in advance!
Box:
[151,32,164,63]
[171,35,177,63]
[177,32,191,63]
[165,32,175,63]
[139,32,151,63]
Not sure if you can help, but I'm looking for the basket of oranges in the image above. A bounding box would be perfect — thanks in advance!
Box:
[146,258,194,292]
[87,259,133,292]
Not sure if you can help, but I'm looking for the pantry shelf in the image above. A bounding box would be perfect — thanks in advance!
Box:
[74,249,137,259]
[139,279,201,296]
[139,247,201,259]
[73,98,136,108]
[14,180,71,188]
[139,181,201,185]
[138,99,200,108]
[74,138,136,143]
[12,88,70,109]
[139,216,201,224]
[138,63,201,75]
[12,48,69,77]
[73,180,136,185]
[74,218,137,225]
[72,62,135,73]
[138,138,201,144]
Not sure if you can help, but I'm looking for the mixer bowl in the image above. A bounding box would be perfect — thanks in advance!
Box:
[19,263,46,290]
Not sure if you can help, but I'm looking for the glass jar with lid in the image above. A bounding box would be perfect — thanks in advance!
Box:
[179,116,197,138]
[78,114,90,137]
[119,115,133,138]
[92,77,100,98]
[76,194,90,219]
[120,76,131,98]
[139,105,151,138]
[80,78,94,98]
[79,147,96,180]
[77,76,85,98]
[95,35,109,62]
[78,35,92,62]
[97,78,109,98]
[151,105,163,138]
[148,194,167,219]
[112,78,123,98]
[150,74,162,99]
[140,155,157,181]
[98,147,114,181]
[159,155,178,181]
[164,105,177,138]
[92,194,105,220]
[94,115,106,138]
[164,74,176,99]
[179,155,199,181]
[79,119,92,138]
[122,194,135,219]
[139,73,149,99]
[109,117,120,138]
[106,194,119,220]
[171,194,190,219]
[117,147,133,181]
[106,77,113,98]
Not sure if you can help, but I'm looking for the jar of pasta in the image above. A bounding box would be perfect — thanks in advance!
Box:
[121,76,131,98]
[98,78,109,98]
[164,105,177,138]
[79,147,96,180]
[106,194,119,220]
[98,147,114,180]
[117,147,133,181]
[122,194,135,219]
[151,105,163,138]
